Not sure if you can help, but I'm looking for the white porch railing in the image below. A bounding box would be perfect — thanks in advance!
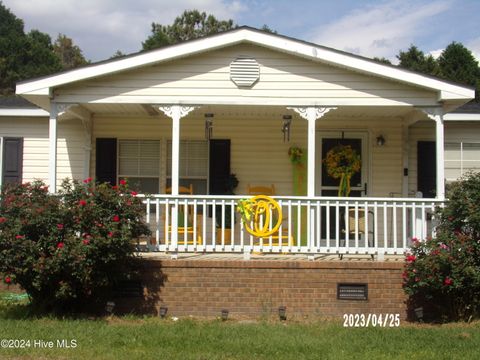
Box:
[140,195,444,257]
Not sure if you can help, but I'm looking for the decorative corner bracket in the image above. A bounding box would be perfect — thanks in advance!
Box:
[158,105,199,119]
[287,106,337,121]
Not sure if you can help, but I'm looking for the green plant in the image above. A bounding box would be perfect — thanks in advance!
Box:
[403,172,480,321]
[0,179,150,313]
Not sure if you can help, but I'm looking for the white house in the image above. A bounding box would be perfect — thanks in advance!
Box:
[1,27,478,258]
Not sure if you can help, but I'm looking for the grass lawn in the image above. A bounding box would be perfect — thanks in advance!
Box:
[1,292,479,360]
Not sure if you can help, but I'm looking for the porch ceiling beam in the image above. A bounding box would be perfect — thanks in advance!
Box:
[287,107,337,197]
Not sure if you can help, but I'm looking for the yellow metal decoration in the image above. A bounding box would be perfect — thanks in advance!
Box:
[237,196,282,237]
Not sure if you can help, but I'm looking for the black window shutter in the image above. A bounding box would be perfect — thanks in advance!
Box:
[96,138,117,185]
[209,139,231,195]
[417,141,436,198]
[2,137,23,185]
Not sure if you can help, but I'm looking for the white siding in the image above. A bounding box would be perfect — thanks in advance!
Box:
[408,121,480,194]
[0,116,85,188]
[56,44,438,107]
[91,111,404,197]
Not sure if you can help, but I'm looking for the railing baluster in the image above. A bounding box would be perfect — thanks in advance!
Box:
[383,201,388,252]
[393,202,397,252]
[335,201,340,252]
[402,202,407,249]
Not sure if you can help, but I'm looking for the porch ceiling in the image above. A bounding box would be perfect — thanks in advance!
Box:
[80,103,419,120]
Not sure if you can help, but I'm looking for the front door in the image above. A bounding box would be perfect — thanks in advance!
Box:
[316,131,369,197]
[316,132,369,240]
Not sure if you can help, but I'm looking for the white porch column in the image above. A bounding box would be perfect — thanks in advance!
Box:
[158,105,197,255]
[48,103,58,193]
[422,108,445,200]
[158,105,198,195]
[288,107,337,197]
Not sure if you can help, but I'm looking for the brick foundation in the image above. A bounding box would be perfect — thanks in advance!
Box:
[127,259,407,320]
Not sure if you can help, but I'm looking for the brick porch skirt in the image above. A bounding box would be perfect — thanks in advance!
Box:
[118,257,407,320]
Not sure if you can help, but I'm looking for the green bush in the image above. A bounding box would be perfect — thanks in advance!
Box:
[403,172,480,321]
[0,179,150,312]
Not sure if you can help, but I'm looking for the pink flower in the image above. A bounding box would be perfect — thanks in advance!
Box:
[0,217,6,223]
[107,232,114,238]
[83,177,93,184]
[78,199,87,206]
[83,239,90,245]
[4,276,11,284]
[15,235,24,240]
[415,277,420,282]
[112,215,120,222]
[439,243,449,250]
[57,224,64,230]
[119,179,127,186]
[112,185,119,190]
[444,277,453,286]
[406,255,417,263]
[57,242,65,249]
[412,237,419,243]
[131,191,138,196]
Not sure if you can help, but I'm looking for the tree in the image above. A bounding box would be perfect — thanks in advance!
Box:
[142,10,236,51]
[0,1,61,94]
[438,42,480,89]
[110,50,126,59]
[397,45,439,76]
[53,33,88,70]
[373,57,392,65]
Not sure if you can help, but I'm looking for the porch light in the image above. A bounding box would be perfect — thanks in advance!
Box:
[376,135,386,147]
[282,115,292,142]
[221,309,229,321]
[278,305,287,321]
[205,113,214,140]
[159,305,168,319]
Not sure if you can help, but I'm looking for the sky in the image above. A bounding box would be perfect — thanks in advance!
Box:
[2,0,480,63]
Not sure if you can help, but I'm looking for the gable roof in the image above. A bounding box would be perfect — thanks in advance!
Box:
[16,26,474,107]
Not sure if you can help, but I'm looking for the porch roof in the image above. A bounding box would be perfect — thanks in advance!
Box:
[16,27,474,111]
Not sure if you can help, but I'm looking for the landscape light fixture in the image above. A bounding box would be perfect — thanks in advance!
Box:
[282,115,292,142]
[278,305,287,321]
[159,305,168,319]
[205,113,214,140]
[221,309,229,321]
[105,301,115,315]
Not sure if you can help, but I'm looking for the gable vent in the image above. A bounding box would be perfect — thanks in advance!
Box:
[230,57,260,88]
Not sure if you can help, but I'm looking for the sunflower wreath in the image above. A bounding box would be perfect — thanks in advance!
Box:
[323,144,361,196]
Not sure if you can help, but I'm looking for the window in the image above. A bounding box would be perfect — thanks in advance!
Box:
[1,137,23,187]
[118,139,160,193]
[167,140,208,194]
[445,142,480,181]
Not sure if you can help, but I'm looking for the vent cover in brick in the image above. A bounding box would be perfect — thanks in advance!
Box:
[337,283,368,300]
[230,57,260,87]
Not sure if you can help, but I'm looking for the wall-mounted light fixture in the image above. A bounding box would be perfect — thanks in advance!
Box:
[282,115,292,142]
[376,135,386,147]
[205,113,214,140]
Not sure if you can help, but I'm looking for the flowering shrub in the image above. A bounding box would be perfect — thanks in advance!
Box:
[403,172,480,321]
[0,179,150,312]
